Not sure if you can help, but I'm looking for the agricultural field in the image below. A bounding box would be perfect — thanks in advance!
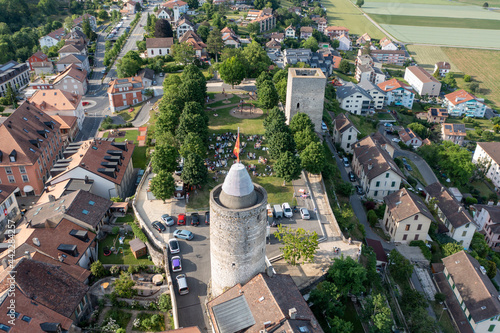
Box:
[369,15,500,30]
[407,45,500,108]
[322,0,385,38]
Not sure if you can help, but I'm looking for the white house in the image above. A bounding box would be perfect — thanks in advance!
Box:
[56,54,90,74]
[352,134,405,201]
[39,28,66,48]
[404,65,441,97]
[58,43,87,59]
[473,142,500,191]
[355,55,385,85]
[398,128,422,148]
[378,78,415,109]
[156,6,173,20]
[443,89,486,118]
[52,64,88,96]
[441,251,500,333]
[285,25,296,38]
[434,61,451,77]
[332,113,360,154]
[379,37,398,51]
[0,61,30,98]
[29,89,86,129]
[161,0,188,14]
[336,82,373,116]
[175,17,195,39]
[336,34,351,51]
[425,182,476,249]
[474,204,500,251]
[300,26,313,39]
[146,37,174,57]
[221,27,241,48]
[358,81,386,110]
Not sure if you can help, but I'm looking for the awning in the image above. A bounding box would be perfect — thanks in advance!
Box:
[23,185,34,193]
[111,202,128,208]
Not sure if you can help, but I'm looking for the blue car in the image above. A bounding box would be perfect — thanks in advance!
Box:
[173,229,194,241]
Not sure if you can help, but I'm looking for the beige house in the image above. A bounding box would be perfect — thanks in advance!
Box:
[473,142,500,190]
[441,123,466,145]
[383,188,434,243]
[427,108,448,124]
[332,113,360,154]
[352,134,405,201]
[404,65,441,97]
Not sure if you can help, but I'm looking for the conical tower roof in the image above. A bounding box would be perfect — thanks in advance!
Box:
[219,163,257,209]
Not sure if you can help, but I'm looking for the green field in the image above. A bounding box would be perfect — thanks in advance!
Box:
[406,45,460,72]
[370,14,500,30]
[322,0,385,38]
[362,0,465,4]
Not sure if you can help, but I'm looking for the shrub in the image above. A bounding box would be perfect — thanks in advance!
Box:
[110,265,121,276]
[434,292,446,304]
[128,222,148,243]
[112,226,120,235]
[0,97,10,105]
[367,210,378,227]
[158,293,172,312]
[465,197,478,205]
[363,200,376,211]
[409,240,432,260]
[336,181,354,197]
[128,265,138,274]
[90,260,108,278]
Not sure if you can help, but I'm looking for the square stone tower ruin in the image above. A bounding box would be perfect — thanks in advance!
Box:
[285,68,327,132]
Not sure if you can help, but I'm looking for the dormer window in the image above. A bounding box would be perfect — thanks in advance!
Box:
[9,150,16,162]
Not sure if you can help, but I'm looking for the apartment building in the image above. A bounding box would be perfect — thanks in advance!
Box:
[473,142,500,190]
[29,89,85,129]
[441,123,466,146]
[404,65,442,97]
[357,81,386,110]
[378,78,415,109]
[336,82,373,116]
[443,89,486,118]
[370,50,406,66]
[108,76,146,112]
[0,61,30,98]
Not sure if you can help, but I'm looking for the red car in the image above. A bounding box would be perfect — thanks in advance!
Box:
[82,101,89,106]
[177,214,186,226]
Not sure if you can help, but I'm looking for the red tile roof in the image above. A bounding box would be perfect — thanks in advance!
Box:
[29,89,82,112]
[445,89,481,106]
[378,78,412,93]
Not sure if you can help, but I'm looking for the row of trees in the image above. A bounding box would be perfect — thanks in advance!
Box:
[150,65,208,202]
[104,13,141,68]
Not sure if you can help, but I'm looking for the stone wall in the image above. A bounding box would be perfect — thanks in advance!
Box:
[210,184,268,297]
[285,68,326,133]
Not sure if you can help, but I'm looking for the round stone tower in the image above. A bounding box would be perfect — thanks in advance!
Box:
[210,162,268,297]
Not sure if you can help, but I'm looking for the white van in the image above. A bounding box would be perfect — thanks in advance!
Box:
[282,203,293,218]
[176,274,189,295]
[273,204,283,218]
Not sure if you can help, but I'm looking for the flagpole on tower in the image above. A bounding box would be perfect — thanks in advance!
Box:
[237,127,240,163]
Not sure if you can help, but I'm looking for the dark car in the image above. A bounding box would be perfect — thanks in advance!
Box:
[348,171,356,182]
[152,221,166,233]
[204,211,210,225]
[355,185,364,195]
[405,164,413,171]
[190,213,200,226]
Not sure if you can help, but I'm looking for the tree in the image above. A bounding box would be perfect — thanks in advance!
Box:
[339,59,350,74]
[90,260,107,278]
[356,0,364,7]
[187,0,199,9]
[155,19,173,38]
[464,74,472,82]
[274,151,302,185]
[150,170,175,203]
[264,107,287,129]
[258,80,279,109]
[152,144,179,173]
[367,209,378,227]
[180,132,205,158]
[483,131,495,141]
[172,42,196,65]
[98,9,109,20]
[113,271,138,298]
[290,112,314,134]
[327,317,354,333]
[483,2,489,7]
[181,153,208,186]
[247,22,260,35]
[274,226,319,265]
[469,82,480,94]
[82,18,94,40]
[275,77,287,104]
[211,13,227,30]
[218,56,246,88]
[5,83,16,107]
[181,65,207,105]
[207,27,224,62]
[242,41,272,78]
[265,118,289,139]
[197,25,210,42]
[408,122,427,139]
[176,113,208,145]
[301,36,319,52]
[369,294,392,333]
[294,129,319,152]
[327,256,367,296]
[64,16,74,32]
[183,101,208,124]
[256,71,272,91]
[268,131,295,159]
[158,294,172,312]
[309,281,344,318]
[388,249,413,282]
[116,56,141,78]
[443,72,457,88]
[301,142,325,174]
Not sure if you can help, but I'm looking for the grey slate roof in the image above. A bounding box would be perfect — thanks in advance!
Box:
[358,80,386,95]
[336,82,372,100]
[212,296,256,333]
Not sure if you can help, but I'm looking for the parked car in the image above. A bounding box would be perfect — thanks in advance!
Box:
[273,204,283,218]
[152,221,166,233]
[300,208,310,220]
[174,166,183,175]
[174,181,185,199]
[168,239,180,254]
[402,157,407,163]
[176,274,189,295]
[204,211,210,225]
[384,123,393,127]
[392,138,400,143]
[355,185,364,195]
[282,203,293,218]
[171,256,182,272]
[405,164,412,171]
[101,69,106,74]
[82,101,89,106]
[177,214,186,226]
[174,229,194,240]
[161,214,175,226]
[190,212,200,226]
[348,171,356,182]
[342,157,349,167]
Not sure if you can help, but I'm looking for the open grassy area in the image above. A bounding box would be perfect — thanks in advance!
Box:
[322,0,385,38]
[98,234,153,265]
[406,45,460,72]
[104,129,140,142]
[348,114,379,138]
[370,14,500,30]
[209,105,266,135]
[376,112,396,121]
[206,94,243,108]
[115,213,135,223]
[116,102,145,122]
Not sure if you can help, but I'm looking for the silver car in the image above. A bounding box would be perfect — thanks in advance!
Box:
[300,208,310,220]
[161,214,175,226]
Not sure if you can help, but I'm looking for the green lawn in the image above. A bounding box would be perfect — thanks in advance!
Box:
[116,213,135,223]
[116,102,145,122]
[209,105,266,135]
[98,234,153,265]
[369,14,500,30]
[207,94,245,108]
[136,313,166,331]
[103,129,140,142]
[348,114,378,138]
[340,298,364,332]
[103,130,149,168]
[376,112,396,121]
[432,303,457,333]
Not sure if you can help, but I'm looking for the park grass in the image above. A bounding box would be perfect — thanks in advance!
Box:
[348,114,378,138]
[376,112,396,121]
[116,102,144,122]
[431,303,458,333]
[207,94,243,108]
[208,105,266,135]
[98,234,153,265]
[443,48,500,109]
[104,129,140,142]
[321,0,385,38]
[369,14,500,30]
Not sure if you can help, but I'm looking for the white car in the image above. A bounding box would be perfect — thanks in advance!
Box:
[282,202,293,218]
[168,238,180,254]
[300,208,310,220]
[392,138,401,143]
[342,157,349,167]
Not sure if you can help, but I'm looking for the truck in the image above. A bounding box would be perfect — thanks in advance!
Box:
[273,204,283,219]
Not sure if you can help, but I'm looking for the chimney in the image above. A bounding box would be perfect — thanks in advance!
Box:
[400,190,405,198]
[289,308,297,319]
[441,186,445,192]
[85,175,89,183]
[368,163,373,170]
[458,206,463,213]
[24,251,31,260]
[48,194,56,202]
[58,253,64,262]
[32,238,40,247]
